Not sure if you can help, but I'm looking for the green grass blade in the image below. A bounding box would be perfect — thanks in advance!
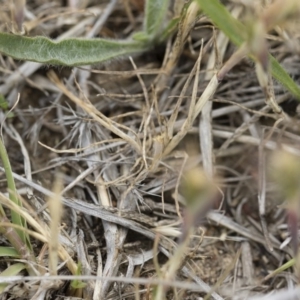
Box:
[0,263,26,276]
[0,33,147,67]
[158,16,180,42]
[195,0,300,100]
[196,0,245,46]
[0,263,26,293]
[144,0,169,37]
[0,247,19,257]
[269,55,300,99]
[263,258,295,281]
[0,138,27,244]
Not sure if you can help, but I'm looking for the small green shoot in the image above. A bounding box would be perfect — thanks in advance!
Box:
[68,263,87,298]
[263,258,295,282]
[0,95,14,118]
[0,95,8,110]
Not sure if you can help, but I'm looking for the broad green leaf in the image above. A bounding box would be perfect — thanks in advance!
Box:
[0,247,19,257]
[195,0,300,100]
[144,0,169,37]
[0,32,147,67]
[0,263,26,293]
[132,31,151,42]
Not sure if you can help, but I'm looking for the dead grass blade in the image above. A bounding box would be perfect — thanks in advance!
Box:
[48,70,142,154]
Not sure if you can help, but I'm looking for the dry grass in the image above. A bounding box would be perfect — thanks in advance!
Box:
[0,0,300,299]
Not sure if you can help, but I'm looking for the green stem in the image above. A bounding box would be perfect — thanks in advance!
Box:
[0,138,25,238]
[0,216,36,276]
[0,137,36,275]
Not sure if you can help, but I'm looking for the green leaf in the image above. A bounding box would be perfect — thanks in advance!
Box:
[196,0,245,46]
[269,55,300,100]
[0,263,26,293]
[71,280,87,289]
[132,31,151,42]
[71,263,87,289]
[195,0,300,100]
[0,32,147,67]
[264,258,295,281]
[158,16,180,42]
[0,247,19,257]
[144,0,170,37]
[0,263,25,277]
[0,95,8,110]
[0,95,14,118]
[0,1,172,68]
[0,138,28,244]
